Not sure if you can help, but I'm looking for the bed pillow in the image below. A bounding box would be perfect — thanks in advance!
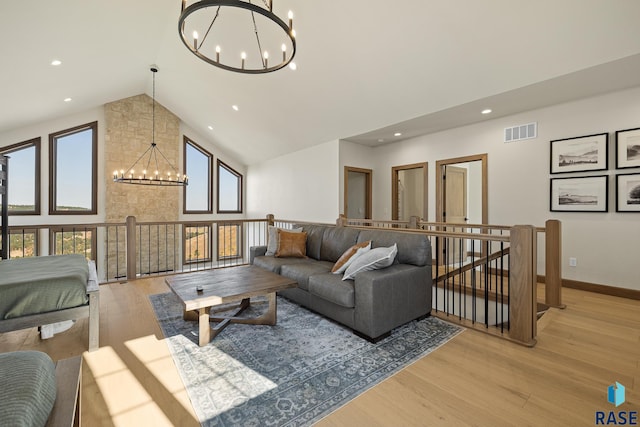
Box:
[331,240,371,274]
[275,230,307,258]
[265,225,303,256]
[342,243,397,281]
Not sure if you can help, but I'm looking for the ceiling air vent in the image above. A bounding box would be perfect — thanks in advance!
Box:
[504,122,537,143]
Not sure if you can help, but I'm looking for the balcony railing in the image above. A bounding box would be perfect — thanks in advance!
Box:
[2,214,561,346]
[338,215,562,346]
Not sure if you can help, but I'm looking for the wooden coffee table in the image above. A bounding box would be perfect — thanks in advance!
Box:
[164,265,297,346]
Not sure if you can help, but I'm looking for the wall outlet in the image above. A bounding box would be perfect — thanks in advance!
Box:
[569,257,577,267]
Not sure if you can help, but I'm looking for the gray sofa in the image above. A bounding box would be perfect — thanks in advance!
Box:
[250,224,432,341]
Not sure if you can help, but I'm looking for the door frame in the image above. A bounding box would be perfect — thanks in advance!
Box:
[391,162,428,221]
[435,153,488,224]
[435,154,487,266]
[344,166,372,219]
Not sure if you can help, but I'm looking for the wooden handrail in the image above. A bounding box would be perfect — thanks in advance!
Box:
[435,247,510,284]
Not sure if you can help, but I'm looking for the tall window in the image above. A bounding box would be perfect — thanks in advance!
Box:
[49,121,97,214]
[183,137,212,213]
[183,224,211,264]
[50,227,96,260]
[0,138,40,215]
[8,229,38,258]
[217,223,242,260]
[217,160,242,213]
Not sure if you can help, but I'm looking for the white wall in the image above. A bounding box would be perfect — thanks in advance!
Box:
[339,140,376,216]
[246,140,339,223]
[363,87,640,290]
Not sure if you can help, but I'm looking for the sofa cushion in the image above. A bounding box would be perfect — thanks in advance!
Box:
[280,261,333,291]
[343,244,398,281]
[253,256,309,274]
[320,227,360,263]
[296,224,326,260]
[275,230,307,258]
[265,226,302,256]
[357,229,431,266]
[308,273,355,308]
[331,240,371,274]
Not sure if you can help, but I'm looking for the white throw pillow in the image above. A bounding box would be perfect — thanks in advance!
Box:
[332,241,372,274]
[342,243,397,281]
[265,225,302,256]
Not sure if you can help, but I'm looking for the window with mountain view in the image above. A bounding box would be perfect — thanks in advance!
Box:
[49,121,97,214]
[0,138,40,215]
[5,229,38,258]
[217,160,242,213]
[184,224,211,264]
[217,223,242,260]
[51,228,96,260]
[183,137,212,213]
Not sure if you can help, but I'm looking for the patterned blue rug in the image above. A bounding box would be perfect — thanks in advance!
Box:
[149,293,462,427]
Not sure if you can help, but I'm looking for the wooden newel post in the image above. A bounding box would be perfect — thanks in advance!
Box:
[266,214,275,227]
[545,219,564,308]
[409,215,420,229]
[126,215,137,281]
[509,225,537,346]
[336,214,347,227]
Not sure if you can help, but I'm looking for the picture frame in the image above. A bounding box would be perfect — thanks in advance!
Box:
[616,173,640,212]
[550,133,608,174]
[550,175,608,212]
[615,127,640,169]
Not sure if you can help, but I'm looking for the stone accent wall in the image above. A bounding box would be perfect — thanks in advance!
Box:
[104,94,181,277]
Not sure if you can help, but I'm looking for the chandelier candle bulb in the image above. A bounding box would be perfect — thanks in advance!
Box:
[288,10,293,30]
[241,52,246,69]
[215,45,220,62]
[282,43,287,61]
[264,51,269,68]
[193,31,198,50]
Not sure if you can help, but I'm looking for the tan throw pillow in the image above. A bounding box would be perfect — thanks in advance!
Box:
[331,240,371,274]
[265,225,303,256]
[275,230,307,258]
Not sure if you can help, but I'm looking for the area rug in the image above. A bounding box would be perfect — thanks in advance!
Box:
[149,293,462,427]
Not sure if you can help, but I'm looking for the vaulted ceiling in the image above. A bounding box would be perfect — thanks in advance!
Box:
[2,1,640,165]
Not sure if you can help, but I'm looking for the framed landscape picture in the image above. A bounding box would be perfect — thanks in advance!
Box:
[615,127,640,169]
[550,175,608,212]
[616,173,640,212]
[550,133,608,174]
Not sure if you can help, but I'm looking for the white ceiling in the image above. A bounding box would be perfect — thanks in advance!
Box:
[2,1,640,165]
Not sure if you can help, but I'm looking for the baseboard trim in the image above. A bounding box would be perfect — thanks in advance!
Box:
[538,275,640,300]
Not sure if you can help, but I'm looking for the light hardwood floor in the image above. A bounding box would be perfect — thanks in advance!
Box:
[0,278,638,426]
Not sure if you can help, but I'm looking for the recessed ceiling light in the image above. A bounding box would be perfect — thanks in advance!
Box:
[394,132,402,137]
[208,125,213,130]
[51,59,62,66]
[289,62,297,71]
[481,109,492,114]
[63,97,72,102]
[232,105,239,111]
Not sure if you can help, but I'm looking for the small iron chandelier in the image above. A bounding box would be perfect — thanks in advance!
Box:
[178,0,297,74]
[113,66,188,187]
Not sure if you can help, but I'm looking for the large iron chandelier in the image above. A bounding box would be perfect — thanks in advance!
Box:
[113,66,188,186]
[178,0,297,73]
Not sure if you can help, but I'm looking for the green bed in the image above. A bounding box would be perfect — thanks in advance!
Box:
[0,254,99,351]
